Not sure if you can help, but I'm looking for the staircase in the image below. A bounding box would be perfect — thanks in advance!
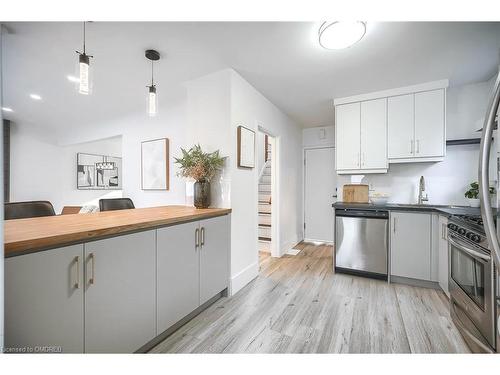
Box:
[258,145,272,252]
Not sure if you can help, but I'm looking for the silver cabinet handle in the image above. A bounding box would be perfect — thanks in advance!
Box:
[393,217,396,233]
[441,223,446,240]
[201,227,205,247]
[73,256,80,289]
[416,139,420,154]
[410,140,414,154]
[88,253,95,285]
[195,228,200,248]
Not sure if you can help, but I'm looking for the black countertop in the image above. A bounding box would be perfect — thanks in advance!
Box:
[332,202,484,217]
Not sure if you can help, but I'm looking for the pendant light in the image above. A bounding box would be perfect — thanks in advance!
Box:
[75,22,93,95]
[145,49,160,117]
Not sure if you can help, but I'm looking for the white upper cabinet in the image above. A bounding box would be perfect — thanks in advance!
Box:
[336,102,361,171]
[414,89,445,158]
[387,94,414,159]
[336,99,388,174]
[334,80,447,172]
[361,98,387,170]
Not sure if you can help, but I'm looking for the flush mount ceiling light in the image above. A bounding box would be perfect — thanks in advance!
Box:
[29,93,42,100]
[2,107,13,112]
[318,21,366,49]
[145,49,160,117]
[75,21,93,95]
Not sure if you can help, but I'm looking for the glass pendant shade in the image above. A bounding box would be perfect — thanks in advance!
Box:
[148,85,157,116]
[78,53,92,95]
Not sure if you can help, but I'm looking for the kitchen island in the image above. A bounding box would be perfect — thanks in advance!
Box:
[4,205,231,353]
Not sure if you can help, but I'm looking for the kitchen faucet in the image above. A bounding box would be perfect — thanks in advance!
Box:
[418,176,429,204]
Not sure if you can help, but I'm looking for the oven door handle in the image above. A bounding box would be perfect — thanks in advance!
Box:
[448,235,491,262]
[451,301,494,353]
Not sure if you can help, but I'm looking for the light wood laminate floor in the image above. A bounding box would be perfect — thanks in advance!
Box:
[150,242,470,353]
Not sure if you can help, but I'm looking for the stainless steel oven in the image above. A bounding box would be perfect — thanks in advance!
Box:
[448,226,496,352]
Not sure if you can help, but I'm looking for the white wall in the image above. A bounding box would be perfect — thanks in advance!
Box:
[334,77,498,206]
[185,69,303,295]
[302,126,334,148]
[10,126,123,213]
[51,93,189,210]
[230,69,303,292]
[185,70,232,209]
[447,77,496,139]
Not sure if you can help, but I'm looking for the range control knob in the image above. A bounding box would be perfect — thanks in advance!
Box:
[470,234,481,243]
[457,227,467,235]
[447,223,458,231]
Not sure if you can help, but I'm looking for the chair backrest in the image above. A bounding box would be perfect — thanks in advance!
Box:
[99,198,135,212]
[5,201,56,220]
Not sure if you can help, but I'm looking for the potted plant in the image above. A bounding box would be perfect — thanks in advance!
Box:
[174,144,225,208]
[464,182,495,207]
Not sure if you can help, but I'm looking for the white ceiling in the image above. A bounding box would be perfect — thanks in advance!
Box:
[2,22,500,136]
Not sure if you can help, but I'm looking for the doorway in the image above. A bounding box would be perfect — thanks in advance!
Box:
[303,147,336,243]
[257,130,278,259]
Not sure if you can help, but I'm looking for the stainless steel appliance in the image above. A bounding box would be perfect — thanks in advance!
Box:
[459,66,500,353]
[447,215,496,352]
[335,209,388,280]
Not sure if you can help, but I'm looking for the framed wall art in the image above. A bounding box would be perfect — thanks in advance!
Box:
[141,137,169,190]
[237,125,255,169]
[77,153,122,190]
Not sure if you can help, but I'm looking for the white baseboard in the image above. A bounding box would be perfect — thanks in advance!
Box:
[303,238,334,245]
[279,234,300,257]
[230,261,258,296]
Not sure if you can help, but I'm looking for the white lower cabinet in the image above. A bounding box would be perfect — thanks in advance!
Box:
[5,215,230,353]
[156,221,200,334]
[84,231,156,353]
[390,212,432,281]
[438,215,450,297]
[5,245,85,353]
[200,215,231,304]
[156,215,230,333]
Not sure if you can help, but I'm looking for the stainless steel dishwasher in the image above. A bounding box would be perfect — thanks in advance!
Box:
[335,208,388,280]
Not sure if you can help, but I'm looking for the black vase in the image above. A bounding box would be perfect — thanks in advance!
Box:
[194,180,211,208]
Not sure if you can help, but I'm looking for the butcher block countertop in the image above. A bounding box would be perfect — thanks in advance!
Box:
[4,205,232,257]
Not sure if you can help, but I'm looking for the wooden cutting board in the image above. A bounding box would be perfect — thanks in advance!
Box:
[343,184,369,203]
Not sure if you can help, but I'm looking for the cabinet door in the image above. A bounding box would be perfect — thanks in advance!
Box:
[414,89,445,158]
[84,231,156,353]
[361,98,387,169]
[387,94,414,159]
[199,215,230,305]
[390,212,432,280]
[438,215,450,297]
[5,245,84,353]
[335,102,360,170]
[157,221,200,334]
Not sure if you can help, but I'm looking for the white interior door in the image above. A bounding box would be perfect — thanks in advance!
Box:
[304,147,336,242]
